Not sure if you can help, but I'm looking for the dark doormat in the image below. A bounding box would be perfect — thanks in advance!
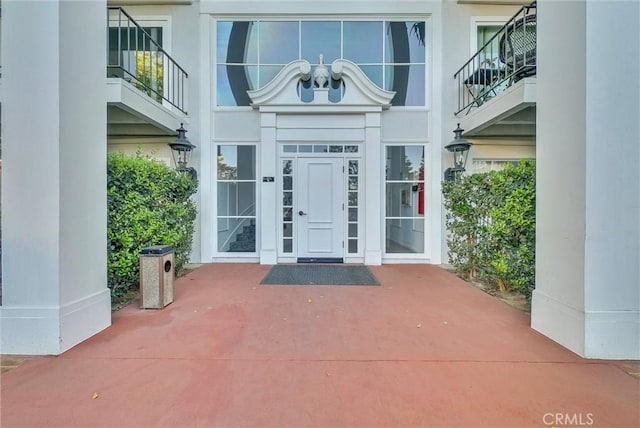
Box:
[260,265,379,286]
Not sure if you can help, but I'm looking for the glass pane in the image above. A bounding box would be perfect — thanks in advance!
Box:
[302,21,341,63]
[386,182,410,216]
[299,78,314,103]
[217,22,257,64]
[283,160,292,175]
[283,145,297,153]
[283,223,293,238]
[217,146,236,179]
[344,21,383,63]
[299,145,313,153]
[283,191,293,206]
[478,25,502,53]
[260,65,284,87]
[283,239,293,253]
[217,146,256,180]
[386,64,425,106]
[348,160,358,174]
[385,146,424,181]
[246,66,259,91]
[359,65,383,88]
[348,192,358,207]
[348,239,358,253]
[216,22,232,63]
[345,146,359,153]
[216,65,255,106]
[283,176,292,190]
[385,182,424,218]
[217,182,256,216]
[348,223,358,238]
[259,21,299,64]
[386,219,424,254]
[329,145,343,153]
[244,22,259,64]
[348,176,358,191]
[283,207,293,221]
[217,182,232,216]
[385,22,426,64]
[216,65,235,107]
[314,145,328,153]
[329,79,344,103]
[218,218,256,252]
[348,208,358,222]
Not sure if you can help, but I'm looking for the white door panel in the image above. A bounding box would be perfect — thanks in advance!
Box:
[297,158,344,259]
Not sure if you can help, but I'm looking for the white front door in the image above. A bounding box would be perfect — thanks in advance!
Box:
[297,157,344,260]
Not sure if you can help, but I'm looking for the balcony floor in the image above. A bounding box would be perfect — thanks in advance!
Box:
[459,77,536,138]
[107,77,187,137]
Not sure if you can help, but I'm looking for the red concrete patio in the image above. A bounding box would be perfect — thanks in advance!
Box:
[1,264,638,427]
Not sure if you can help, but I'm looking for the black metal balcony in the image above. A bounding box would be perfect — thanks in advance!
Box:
[454,1,536,116]
[107,7,188,115]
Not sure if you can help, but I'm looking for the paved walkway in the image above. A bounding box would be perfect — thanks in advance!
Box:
[1,264,638,427]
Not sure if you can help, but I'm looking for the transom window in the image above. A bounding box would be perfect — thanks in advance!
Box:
[281,144,359,154]
[216,20,427,107]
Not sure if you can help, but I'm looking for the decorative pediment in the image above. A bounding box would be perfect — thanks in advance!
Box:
[246,60,312,106]
[329,59,395,107]
[247,57,395,109]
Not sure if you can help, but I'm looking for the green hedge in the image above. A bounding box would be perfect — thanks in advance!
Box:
[107,153,198,299]
[442,160,536,298]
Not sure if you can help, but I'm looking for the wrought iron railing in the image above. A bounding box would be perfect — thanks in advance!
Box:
[107,7,188,114]
[454,1,536,115]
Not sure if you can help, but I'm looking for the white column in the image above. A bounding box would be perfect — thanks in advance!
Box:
[259,112,278,264]
[364,112,383,265]
[1,0,111,355]
[532,0,640,359]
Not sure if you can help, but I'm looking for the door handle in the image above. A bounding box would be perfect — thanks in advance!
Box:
[298,210,307,216]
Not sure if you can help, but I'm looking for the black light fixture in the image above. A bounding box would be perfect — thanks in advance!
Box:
[168,123,197,180]
[444,123,471,181]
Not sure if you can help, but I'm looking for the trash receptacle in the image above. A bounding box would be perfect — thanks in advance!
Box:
[139,245,174,309]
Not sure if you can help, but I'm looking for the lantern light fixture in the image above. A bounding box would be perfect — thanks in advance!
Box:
[444,123,471,181]
[168,123,197,180]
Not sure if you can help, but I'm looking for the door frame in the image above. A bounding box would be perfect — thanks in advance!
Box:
[277,144,363,263]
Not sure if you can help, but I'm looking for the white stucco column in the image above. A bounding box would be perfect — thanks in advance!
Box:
[259,112,278,264]
[532,0,640,359]
[1,0,111,354]
[364,112,383,265]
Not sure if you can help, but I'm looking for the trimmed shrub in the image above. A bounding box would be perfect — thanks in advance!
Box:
[107,153,198,299]
[442,160,536,298]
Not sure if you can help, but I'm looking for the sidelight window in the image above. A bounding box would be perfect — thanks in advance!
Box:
[384,145,425,254]
[216,145,257,253]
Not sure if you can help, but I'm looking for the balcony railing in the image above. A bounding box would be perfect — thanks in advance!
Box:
[454,1,536,115]
[107,7,188,115]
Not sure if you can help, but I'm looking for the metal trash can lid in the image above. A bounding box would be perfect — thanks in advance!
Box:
[140,245,173,255]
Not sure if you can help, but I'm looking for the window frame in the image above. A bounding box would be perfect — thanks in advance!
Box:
[383,143,427,258]
[469,16,510,56]
[214,143,258,255]
[213,18,429,109]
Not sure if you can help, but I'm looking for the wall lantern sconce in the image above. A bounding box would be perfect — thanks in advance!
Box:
[168,123,197,180]
[444,123,471,181]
